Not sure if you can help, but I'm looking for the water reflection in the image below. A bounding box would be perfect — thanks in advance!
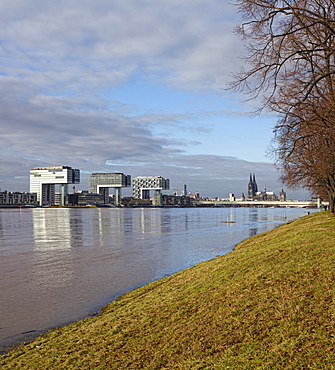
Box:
[0,207,315,353]
[32,208,73,292]
[249,209,259,237]
[134,208,163,234]
[33,208,72,251]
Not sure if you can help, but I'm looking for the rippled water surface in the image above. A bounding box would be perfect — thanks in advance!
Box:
[0,207,315,351]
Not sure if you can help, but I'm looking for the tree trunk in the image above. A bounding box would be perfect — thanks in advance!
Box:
[327,191,335,214]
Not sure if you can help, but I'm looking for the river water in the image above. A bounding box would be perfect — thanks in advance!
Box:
[0,206,315,352]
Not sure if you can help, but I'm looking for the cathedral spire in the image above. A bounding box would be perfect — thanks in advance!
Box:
[248,173,256,199]
[253,173,258,193]
[248,173,259,199]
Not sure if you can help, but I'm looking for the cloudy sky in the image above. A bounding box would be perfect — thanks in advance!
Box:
[0,0,309,199]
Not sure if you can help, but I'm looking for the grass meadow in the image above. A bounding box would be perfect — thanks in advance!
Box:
[1,211,334,369]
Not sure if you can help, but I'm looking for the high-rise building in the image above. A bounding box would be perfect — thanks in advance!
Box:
[30,166,80,206]
[88,172,131,206]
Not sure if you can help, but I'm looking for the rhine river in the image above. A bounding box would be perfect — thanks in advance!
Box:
[0,206,316,352]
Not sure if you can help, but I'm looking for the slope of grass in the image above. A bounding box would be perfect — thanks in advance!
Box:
[1,211,334,369]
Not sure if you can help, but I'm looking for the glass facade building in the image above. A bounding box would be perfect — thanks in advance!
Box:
[88,173,131,206]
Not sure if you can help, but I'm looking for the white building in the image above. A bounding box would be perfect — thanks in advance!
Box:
[30,166,80,206]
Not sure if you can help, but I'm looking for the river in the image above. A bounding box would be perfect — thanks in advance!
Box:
[0,206,315,352]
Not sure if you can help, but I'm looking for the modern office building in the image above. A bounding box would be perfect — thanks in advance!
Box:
[132,176,169,206]
[88,172,131,206]
[30,166,80,206]
[67,191,105,207]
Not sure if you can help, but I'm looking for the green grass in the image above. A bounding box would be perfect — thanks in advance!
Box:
[1,211,334,369]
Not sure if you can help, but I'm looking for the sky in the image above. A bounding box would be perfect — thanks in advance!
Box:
[0,0,310,199]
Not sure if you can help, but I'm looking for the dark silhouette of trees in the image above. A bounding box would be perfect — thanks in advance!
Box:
[231,0,335,212]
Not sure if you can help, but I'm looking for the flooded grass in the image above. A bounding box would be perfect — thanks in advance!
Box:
[1,211,334,369]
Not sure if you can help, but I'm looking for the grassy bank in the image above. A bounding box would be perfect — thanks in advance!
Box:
[1,211,334,369]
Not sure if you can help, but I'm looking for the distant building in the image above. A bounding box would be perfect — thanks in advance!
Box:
[30,166,80,206]
[89,172,131,206]
[247,174,284,201]
[182,184,187,196]
[0,191,38,207]
[248,173,258,199]
[188,192,200,200]
[280,189,287,201]
[254,186,278,201]
[122,197,152,207]
[162,195,194,207]
[132,176,169,206]
[68,191,105,206]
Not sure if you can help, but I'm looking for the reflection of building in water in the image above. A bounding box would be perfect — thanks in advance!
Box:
[32,208,73,251]
[32,208,77,289]
[134,207,163,234]
[132,176,169,206]
[248,209,259,237]
[93,208,131,245]
[89,172,131,206]
[30,166,80,206]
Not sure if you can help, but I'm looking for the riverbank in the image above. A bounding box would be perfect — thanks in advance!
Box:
[1,211,334,369]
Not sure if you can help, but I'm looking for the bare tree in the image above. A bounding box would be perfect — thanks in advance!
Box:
[274,98,335,212]
[232,0,335,210]
[231,0,335,113]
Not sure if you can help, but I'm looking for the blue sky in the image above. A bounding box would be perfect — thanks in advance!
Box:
[0,0,309,199]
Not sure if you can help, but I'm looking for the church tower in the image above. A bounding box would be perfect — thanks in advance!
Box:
[248,173,258,199]
[280,189,286,201]
[248,173,253,199]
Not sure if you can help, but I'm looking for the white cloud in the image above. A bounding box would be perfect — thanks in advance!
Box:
[0,0,243,93]
[0,0,299,199]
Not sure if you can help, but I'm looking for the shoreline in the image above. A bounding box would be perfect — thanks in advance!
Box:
[2,212,329,367]
[0,209,298,355]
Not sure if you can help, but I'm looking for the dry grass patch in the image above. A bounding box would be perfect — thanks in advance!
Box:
[1,211,334,369]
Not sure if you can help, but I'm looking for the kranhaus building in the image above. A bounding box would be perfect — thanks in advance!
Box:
[132,176,169,206]
[30,166,80,206]
[88,172,131,206]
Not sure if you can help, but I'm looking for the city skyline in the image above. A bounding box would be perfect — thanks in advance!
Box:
[0,1,309,199]
[4,165,294,202]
